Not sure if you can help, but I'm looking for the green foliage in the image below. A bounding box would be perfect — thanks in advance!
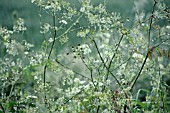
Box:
[0,0,170,112]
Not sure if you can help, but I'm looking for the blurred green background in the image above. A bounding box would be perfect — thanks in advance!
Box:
[0,0,155,47]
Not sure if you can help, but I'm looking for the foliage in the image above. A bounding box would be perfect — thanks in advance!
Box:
[0,0,170,112]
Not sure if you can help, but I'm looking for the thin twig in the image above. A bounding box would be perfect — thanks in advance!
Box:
[43,13,57,105]
[130,0,159,92]
[148,0,157,49]
[43,14,83,105]
[55,59,91,80]
[92,39,121,87]
[92,37,130,113]
[81,58,96,87]
[130,51,149,92]
[0,103,5,113]
[55,89,84,111]
[55,14,83,40]
[99,33,125,112]
[111,57,131,72]
[64,90,83,105]
[105,33,124,81]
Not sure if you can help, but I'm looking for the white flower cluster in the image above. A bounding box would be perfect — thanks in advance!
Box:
[80,0,121,30]
[80,44,91,55]
[132,53,144,59]
[44,1,61,11]
[13,18,27,32]
[32,0,71,14]
[40,23,51,34]
[59,20,68,25]
[80,0,93,14]
[0,27,13,40]
[48,37,54,43]
[31,0,46,7]
[95,4,107,14]
[65,6,77,19]
[5,40,19,56]
[74,78,86,85]
[23,41,34,50]
[72,44,91,58]
[59,35,69,44]
[77,29,89,38]
[29,52,44,65]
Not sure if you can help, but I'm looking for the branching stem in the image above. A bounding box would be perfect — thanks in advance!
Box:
[92,39,121,87]
[130,37,170,91]
[129,0,160,92]
[0,103,5,113]
[43,13,57,105]
[43,14,83,106]
[148,0,157,49]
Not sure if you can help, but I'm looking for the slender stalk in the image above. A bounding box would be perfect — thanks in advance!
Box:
[147,0,157,49]
[129,0,159,92]
[0,103,5,113]
[111,57,131,72]
[54,89,83,111]
[130,37,170,91]
[55,59,91,80]
[92,37,132,113]
[96,106,100,113]
[43,12,57,106]
[55,14,83,40]
[106,34,124,81]
[92,39,121,86]
[130,51,149,91]
[81,58,96,87]
[63,90,83,105]
[43,14,83,106]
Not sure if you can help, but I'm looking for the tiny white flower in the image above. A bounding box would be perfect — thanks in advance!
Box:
[8,31,13,34]
[80,80,86,84]
[34,76,38,80]
[66,70,74,75]
[80,7,85,12]
[166,26,170,29]
[132,53,143,59]
[48,37,53,43]
[98,82,103,86]
[40,23,50,34]
[159,64,164,69]
[106,80,111,85]
[27,95,38,99]
[60,20,68,25]
[74,78,80,83]
[11,61,15,66]
[24,52,29,55]
[59,35,69,44]
[13,18,27,32]
[81,44,91,55]
[83,98,88,102]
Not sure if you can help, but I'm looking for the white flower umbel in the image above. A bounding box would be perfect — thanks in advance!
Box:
[40,23,51,34]
[80,44,91,55]
[77,29,89,37]
[13,18,27,32]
